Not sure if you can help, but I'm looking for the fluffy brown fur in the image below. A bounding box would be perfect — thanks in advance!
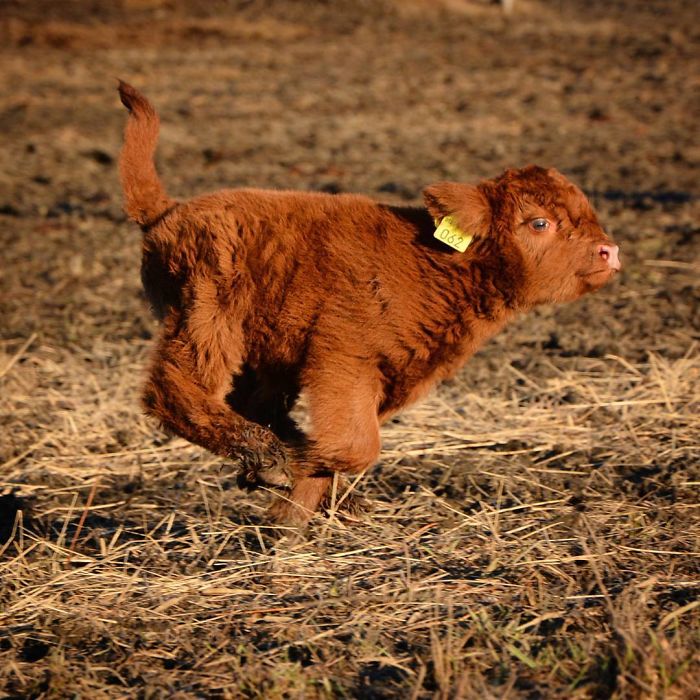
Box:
[117,81,621,526]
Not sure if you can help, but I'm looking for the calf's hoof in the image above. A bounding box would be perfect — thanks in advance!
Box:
[233,433,291,491]
[236,453,291,491]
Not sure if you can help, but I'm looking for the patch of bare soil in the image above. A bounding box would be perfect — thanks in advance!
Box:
[1,1,698,697]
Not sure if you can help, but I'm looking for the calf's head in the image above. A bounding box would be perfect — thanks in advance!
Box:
[424,165,620,308]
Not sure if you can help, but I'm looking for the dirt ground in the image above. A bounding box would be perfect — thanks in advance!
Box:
[1,0,699,698]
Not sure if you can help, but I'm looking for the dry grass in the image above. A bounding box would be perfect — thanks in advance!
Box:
[2,337,698,698]
[1,0,699,697]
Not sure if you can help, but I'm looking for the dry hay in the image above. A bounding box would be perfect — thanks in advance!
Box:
[1,334,698,697]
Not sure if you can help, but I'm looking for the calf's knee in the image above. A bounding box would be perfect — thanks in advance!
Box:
[314,428,381,474]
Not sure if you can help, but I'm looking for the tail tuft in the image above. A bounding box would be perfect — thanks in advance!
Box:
[118,80,155,117]
[117,80,174,228]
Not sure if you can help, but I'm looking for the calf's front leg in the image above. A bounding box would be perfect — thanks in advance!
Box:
[268,364,381,526]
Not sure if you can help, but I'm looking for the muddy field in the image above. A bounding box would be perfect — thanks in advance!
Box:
[1,0,699,698]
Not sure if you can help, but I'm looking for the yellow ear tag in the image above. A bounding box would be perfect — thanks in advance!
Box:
[433,216,472,253]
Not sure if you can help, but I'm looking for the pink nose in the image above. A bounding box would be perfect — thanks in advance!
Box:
[598,244,621,271]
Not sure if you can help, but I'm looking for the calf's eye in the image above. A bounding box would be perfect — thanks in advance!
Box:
[529,218,550,232]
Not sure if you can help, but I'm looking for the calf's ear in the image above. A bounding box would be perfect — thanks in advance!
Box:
[423,182,491,235]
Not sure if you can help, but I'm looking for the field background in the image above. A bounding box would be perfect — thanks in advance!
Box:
[1,0,698,697]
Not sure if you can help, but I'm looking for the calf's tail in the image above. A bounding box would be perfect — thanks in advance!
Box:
[117,80,175,228]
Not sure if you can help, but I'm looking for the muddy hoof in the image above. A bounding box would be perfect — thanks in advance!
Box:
[237,464,291,491]
[233,436,291,491]
[236,455,291,491]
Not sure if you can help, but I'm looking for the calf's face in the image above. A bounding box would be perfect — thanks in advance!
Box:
[504,167,620,305]
[424,166,621,308]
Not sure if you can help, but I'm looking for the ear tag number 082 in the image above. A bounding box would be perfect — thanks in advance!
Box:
[434,216,472,253]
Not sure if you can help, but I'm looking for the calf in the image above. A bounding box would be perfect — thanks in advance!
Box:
[117,81,620,526]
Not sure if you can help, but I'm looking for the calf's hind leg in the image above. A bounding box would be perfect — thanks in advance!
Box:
[143,313,286,472]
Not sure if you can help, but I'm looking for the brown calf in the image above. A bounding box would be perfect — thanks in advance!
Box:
[117,81,620,526]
